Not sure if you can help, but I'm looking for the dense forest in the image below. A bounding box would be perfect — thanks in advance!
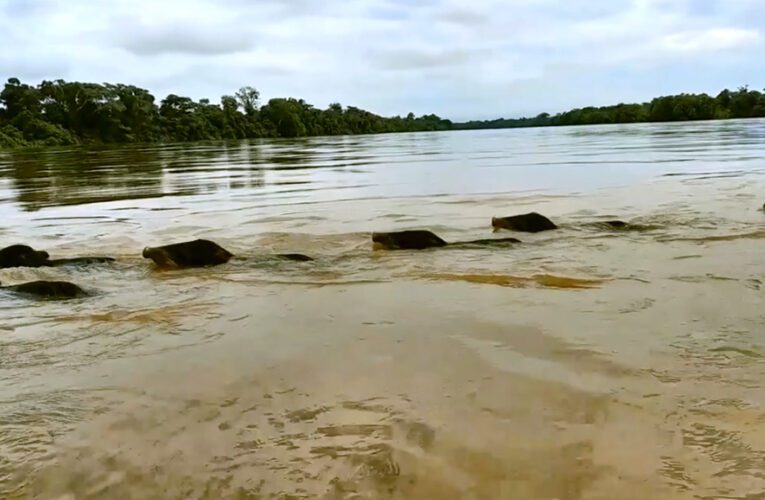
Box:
[0,78,452,149]
[456,86,765,130]
[1,77,764,149]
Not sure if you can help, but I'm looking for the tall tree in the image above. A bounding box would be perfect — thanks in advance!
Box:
[235,86,260,116]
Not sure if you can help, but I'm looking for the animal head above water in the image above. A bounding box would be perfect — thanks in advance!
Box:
[0,244,51,268]
[142,246,178,268]
[371,230,448,250]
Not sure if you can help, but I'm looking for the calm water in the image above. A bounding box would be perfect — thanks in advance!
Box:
[1,120,765,499]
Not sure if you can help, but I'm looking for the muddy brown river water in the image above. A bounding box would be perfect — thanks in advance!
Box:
[1,120,765,499]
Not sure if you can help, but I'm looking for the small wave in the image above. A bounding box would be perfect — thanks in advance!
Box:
[570,221,664,233]
[673,254,702,260]
[233,278,388,287]
[414,272,606,289]
[31,215,114,221]
[708,346,762,358]
[658,230,765,243]
[663,169,765,182]
[661,169,750,177]
[250,215,325,223]
[55,303,217,328]
[668,274,738,283]
[253,231,369,255]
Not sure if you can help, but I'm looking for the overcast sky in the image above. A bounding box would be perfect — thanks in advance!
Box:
[1,0,763,121]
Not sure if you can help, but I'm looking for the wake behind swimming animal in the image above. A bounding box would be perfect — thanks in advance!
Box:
[0,244,115,269]
[142,239,315,268]
[371,230,521,250]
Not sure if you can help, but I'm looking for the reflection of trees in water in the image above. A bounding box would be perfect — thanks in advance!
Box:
[158,141,266,194]
[258,136,373,171]
[0,137,376,211]
[258,138,319,169]
[0,142,268,211]
[0,146,166,211]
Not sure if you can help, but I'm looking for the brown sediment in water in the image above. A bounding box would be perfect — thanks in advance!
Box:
[10,307,673,499]
[3,123,765,499]
[55,303,218,328]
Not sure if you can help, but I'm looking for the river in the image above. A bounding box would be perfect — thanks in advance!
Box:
[1,119,765,499]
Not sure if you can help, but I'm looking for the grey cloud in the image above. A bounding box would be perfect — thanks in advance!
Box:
[1,0,763,120]
[132,56,300,104]
[435,9,488,26]
[373,48,479,70]
[115,24,255,56]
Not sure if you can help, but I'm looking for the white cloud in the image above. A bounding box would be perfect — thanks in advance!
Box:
[0,0,763,120]
[660,28,761,52]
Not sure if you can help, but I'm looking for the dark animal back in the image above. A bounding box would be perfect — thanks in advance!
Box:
[401,230,447,249]
[492,212,557,233]
[165,239,233,266]
[277,253,314,262]
[8,280,86,299]
[372,230,448,250]
[0,244,50,268]
[604,220,627,228]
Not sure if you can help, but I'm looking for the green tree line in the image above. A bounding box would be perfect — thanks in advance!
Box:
[455,86,765,130]
[1,78,764,149]
[0,78,452,148]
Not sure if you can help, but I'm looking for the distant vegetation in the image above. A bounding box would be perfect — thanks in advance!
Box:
[1,77,764,149]
[456,86,765,130]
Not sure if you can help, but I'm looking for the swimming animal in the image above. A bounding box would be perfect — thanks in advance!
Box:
[277,253,314,262]
[371,230,521,250]
[142,239,234,269]
[491,212,557,233]
[0,280,87,299]
[0,244,50,268]
[142,239,316,268]
[372,230,448,250]
[0,244,114,269]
